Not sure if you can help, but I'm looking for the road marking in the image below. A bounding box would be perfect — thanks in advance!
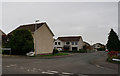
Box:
[5,66,11,68]
[48,70,58,73]
[42,71,55,74]
[62,72,72,75]
[10,64,17,67]
[5,64,17,68]
[95,64,104,68]
[31,68,37,72]
[20,67,24,69]
[27,69,30,72]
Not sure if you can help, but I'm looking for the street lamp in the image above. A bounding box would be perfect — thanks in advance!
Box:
[34,19,39,56]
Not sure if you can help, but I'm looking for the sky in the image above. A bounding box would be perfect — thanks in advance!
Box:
[1,2,118,45]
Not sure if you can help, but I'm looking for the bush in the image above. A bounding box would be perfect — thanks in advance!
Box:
[5,29,34,55]
[107,51,118,57]
[79,49,87,53]
[107,55,120,64]
[97,48,105,51]
[52,49,59,55]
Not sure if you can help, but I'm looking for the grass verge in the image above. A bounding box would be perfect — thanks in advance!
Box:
[107,57,120,64]
[37,53,69,57]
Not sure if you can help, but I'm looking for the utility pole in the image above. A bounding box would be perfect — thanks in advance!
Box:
[34,19,39,56]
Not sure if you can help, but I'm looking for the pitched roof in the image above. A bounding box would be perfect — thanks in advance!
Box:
[0,29,6,35]
[84,41,90,46]
[58,36,81,41]
[8,22,54,36]
[92,43,105,46]
[17,23,44,32]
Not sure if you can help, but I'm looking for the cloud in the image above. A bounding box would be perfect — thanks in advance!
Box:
[2,2,118,44]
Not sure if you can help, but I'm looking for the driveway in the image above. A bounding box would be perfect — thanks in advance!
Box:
[2,51,118,75]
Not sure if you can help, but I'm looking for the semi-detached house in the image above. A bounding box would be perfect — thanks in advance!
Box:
[54,36,84,51]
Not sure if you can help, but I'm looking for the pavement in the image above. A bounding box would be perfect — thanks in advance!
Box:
[2,51,119,76]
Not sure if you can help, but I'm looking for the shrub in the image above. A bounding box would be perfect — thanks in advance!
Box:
[107,55,120,63]
[107,51,118,57]
[79,49,87,53]
[52,49,59,55]
[5,29,34,55]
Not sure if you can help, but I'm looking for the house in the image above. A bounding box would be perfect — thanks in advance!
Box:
[54,36,84,51]
[83,41,94,52]
[0,30,7,46]
[92,43,105,51]
[6,22,54,54]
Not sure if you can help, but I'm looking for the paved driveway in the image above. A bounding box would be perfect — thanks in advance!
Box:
[2,51,118,75]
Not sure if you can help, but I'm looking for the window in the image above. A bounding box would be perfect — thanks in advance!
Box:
[55,42,57,45]
[97,45,100,47]
[75,42,78,45]
[66,42,70,45]
[72,42,74,45]
[58,42,61,45]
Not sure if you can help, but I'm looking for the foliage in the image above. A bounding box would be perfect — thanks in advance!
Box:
[60,49,87,53]
[38,53,68,57]
[106,29,120,51]
[107,51,118,57]
[107,51,120,64]
[52,49,59,55]
[5,29,34,55]
[107,55,120,64]
[97,48,105,51]
[79,49,87,53]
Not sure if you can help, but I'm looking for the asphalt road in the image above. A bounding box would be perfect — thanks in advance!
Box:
[2,51,118,75]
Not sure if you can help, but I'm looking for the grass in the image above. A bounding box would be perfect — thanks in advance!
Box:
[37,53,69,57]
[107,56,120,64]
[60,50,87,53]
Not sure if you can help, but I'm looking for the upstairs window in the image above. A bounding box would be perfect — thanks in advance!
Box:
[66,42,70,45]
[75,42,78,45]
[55,42,57,45]
[72,42,74,45]
[58,42,61,45]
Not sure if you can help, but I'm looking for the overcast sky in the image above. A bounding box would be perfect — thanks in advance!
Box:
[2,2,118,45]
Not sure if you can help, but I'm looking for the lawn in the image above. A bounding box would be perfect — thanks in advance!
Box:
[37,53,69,57]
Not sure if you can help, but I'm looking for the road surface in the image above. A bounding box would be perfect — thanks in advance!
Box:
[2,51,118,75]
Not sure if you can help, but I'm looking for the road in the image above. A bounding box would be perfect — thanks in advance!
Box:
[2,51,118,75]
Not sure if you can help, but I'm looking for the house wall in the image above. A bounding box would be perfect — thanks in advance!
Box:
[69,42,79,50]
[33,24,54,54]
[53,38,84,51]
[78,38,84,50]
[54,39,63,48]
[0,31,2,47]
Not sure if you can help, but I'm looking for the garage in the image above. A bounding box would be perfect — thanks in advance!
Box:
[72,47,78,51]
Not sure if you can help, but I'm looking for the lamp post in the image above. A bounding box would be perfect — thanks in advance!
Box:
[35,19,39,56]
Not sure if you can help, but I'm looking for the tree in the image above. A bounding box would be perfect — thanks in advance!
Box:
[106,29,120,51]
[6,29,34,55]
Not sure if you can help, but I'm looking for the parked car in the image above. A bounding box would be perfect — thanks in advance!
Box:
[105,49,109,52]
[26,52,35,56]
